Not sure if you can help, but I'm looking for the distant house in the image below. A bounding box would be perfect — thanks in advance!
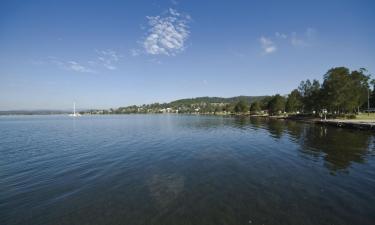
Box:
[160,108,174,113]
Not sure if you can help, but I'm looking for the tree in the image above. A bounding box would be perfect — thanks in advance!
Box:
[234,100,249,113]
[348,68,371,112]
[321,67,371,113]
[268,94,286,115]
[260,96,273,110]
[370,79,375,109]
[250,101,261,114]
[286,89,302,113]
[321,67,351,113]
[298,79,321,112]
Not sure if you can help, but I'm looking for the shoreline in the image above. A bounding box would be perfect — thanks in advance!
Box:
[305,118,375,130]
[2,112,375,131]
[226,113,375,131]
[268,115,375,131]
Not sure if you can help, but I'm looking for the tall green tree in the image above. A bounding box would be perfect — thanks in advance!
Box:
[286,89,303,113]
[250,101,261,114]
[370,80,375,109]
[321,67,350,113]
[268,94,286,115]
[234,100,249,113]
[348,68,371,111]
[298,79,321,112]
[321,67,371,113]
[260,96,273,110]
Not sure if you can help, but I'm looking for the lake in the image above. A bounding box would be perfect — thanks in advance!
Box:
[1,115,374,225]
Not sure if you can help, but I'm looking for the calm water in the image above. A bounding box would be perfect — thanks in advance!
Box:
[1,115,374,225]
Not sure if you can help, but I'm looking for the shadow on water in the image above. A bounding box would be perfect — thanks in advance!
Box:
[195,116,373,173]
[299,124,373,172]
[247,117,374,173]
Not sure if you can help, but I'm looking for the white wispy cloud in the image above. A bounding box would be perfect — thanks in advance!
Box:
[96,49,121,70]
[48,57,96,73]
[291,28,317,47]
[305,28,316,37]
[44,49,121,73]
[130,49,141,56]
[142,8,191,56]
[275,32,287,39]
[259,28,317,55]
[260,36,277,54]
[67,61,95,73]
[291,32,307,47]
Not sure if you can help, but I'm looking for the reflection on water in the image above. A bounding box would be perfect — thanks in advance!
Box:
[300,125,372,172]
[245,117,374,172]
[1,115,374,225]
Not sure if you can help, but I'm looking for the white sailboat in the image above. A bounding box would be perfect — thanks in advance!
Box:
[69,102,81,117]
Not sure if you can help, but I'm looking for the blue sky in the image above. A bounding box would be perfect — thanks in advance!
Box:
[1,0,374,110]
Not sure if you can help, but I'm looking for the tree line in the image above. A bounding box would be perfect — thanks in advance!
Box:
[85,67,373,116]
[234,67,373,115]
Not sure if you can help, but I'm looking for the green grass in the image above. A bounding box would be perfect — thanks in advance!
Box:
[353,113,375,120]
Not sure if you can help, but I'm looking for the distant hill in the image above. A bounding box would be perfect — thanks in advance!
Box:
[170,96,268,106]
[99,95,271,114]
[1,96,269,115]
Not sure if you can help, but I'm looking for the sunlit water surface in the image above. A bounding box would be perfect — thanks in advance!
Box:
[1,115,374,225]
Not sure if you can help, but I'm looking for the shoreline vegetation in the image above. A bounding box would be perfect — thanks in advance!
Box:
[2,67,375,130]
[80,67,375,130]
[83,67,374,116]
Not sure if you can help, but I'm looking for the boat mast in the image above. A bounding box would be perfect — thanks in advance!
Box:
[73,102,76,115]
